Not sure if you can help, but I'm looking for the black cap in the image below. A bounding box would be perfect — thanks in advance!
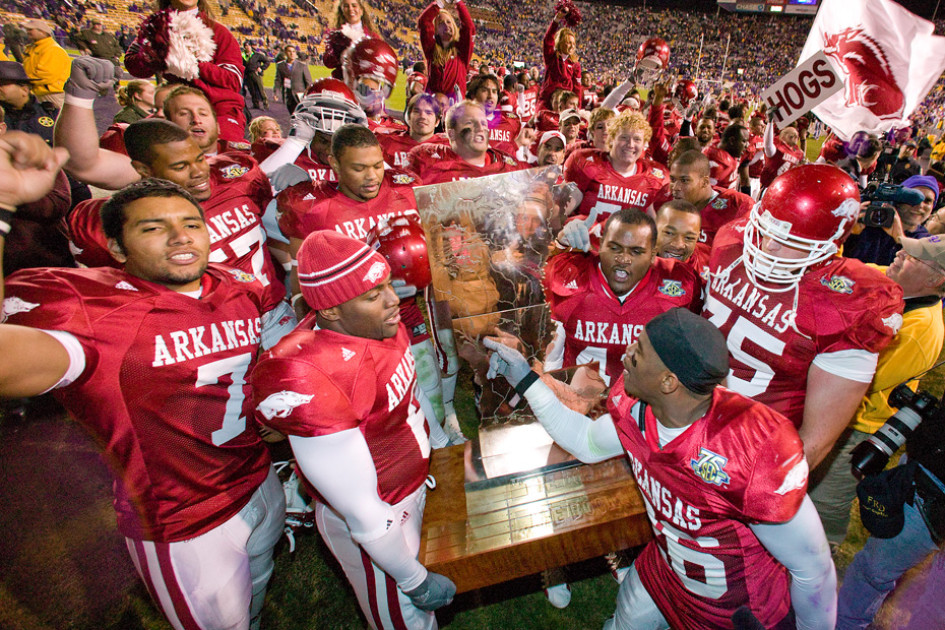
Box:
[0,61,36,84]
[644,308,729,395]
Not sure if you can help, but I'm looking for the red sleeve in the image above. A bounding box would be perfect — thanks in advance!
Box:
[456,0,475,65]
[647,103,670,166]
[251,355,362,437]
[543,18,559,65]
[64,199,121,269]
[16,171,71,223]
[276,182,317,241]
[195,22,243,92]
[742,419,807,523]
[406,145,429,181]
[418,2,438,61]
[814,268,904,356]
[563,149,593,192]
[3,269,95,340]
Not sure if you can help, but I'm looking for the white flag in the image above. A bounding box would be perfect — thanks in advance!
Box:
[798,0,945,140]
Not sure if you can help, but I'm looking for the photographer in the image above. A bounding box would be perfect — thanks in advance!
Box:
[844,175,939,266]
[836,279,945,628]
[811,235,945,549]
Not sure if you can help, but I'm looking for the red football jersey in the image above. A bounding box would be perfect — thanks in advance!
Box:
[64,153,285,304]
[406,144,524,184]
[531,109,560,134]
[564,148,668,219]
[487,111,522,157]
[544,253,698,385]
[276,170,421,242]
[699,188,754,248]
[746,134,765,179]
[516,86,539,120]
[376,129,448,171]
[760,139,805,189]
[3,265,275,541]
[704,146,739,190]
[608,383,807,629]
[250,322,430,505]
[702,219,904,426]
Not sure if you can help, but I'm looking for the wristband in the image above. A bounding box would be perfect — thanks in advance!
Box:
[64,94,96,109]
[514,370,540,396]
[290,293,305,307]
[0,207,13,238]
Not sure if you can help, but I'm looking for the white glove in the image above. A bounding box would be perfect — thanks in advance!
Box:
[289,112,319,143]
[269,163,310,193]
[404,572,456,612]
[484,338,534,390]
[557,204,600,252]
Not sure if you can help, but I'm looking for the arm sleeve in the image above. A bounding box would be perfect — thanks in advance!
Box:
[811,348,879,383]
[418,3,438,60]
[259,137,308,175]
[521,378,623,463]
[195,25,243,91]
[750,496,837,630]
[543,19,558,65]
[764,122,777,158]
[456,0,475,64]
[124,15,165,78]
[601,80,633,111]
[288,431,428,590]
[260,301,297,350]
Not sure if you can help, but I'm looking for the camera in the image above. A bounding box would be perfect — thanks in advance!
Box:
[858,183,927,229]
[850,384,940,479]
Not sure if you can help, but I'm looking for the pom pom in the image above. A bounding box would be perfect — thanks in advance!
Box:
[166,10,217,81]
[554,0,582,26]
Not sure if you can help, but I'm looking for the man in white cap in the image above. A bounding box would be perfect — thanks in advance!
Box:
[251,230,456,630]
[21,19,69,109]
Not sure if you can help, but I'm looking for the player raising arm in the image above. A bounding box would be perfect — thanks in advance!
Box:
[484,309,836,630]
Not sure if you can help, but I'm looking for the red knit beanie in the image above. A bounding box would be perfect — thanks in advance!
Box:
[297,230,391,311]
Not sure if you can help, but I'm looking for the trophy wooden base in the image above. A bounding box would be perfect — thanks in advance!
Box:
[419,444,652,593]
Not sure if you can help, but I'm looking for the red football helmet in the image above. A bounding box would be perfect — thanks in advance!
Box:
[343,38,399,103]
[673,79,698,109]
[636,38,670,71]
[293,78,368,133]
[743,165,860,290]
[369,216,432,289]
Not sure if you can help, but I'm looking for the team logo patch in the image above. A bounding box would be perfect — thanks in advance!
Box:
[220,164,249,180]
[302,193,317,201]
[1,296,39,321]
[690,448,731,487]
[257,390,315,420]
[658,279,686,297]
[364,260,387,283]
[228,140,251,151]
[341,347,356,361]
[38,116,55,127]
[228,269,256,283]
[775,457,809,495]
[392,173,415,185]
[651,167,664,179]
[882,313,903,334]
[115,281,138,291]
[820,275,855,294]
[503,156,517,166]
[711,197,729,210]
[611,394,622,406]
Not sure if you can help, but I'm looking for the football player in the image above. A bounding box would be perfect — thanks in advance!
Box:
[467,72,523,157]
[61,118,291,316]
[343,37,406,133]
[277,124,463,444]
[661,150,753,249]
[702,165,904,469]
[376,93,445,170]
[546,207,698,387]
[654,199,706,275]
[563,109,667,221]
[760,115,805,190]
[1,171,295,630]
[407,99,524,184]
[250,230,456,630]
[704,123,749,191]
[484,308,836,629]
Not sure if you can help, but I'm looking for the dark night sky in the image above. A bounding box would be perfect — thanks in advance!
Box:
[583,0,943,21]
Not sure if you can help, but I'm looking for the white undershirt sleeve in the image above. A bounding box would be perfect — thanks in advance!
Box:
[521,378,624,463]
[259,137,308,176]
[601,80,634,111]
[38,330,86,392]
[289,431,428,590]
[811,348,879,383]
[750,495,837,630]
[764,120,777,158]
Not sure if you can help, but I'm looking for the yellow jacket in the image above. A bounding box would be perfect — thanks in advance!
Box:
[851,284,944,433]
[0,49,8,62]
[23,37,71,97]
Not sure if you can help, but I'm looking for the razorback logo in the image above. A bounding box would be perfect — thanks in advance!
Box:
[823,27,905,120]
